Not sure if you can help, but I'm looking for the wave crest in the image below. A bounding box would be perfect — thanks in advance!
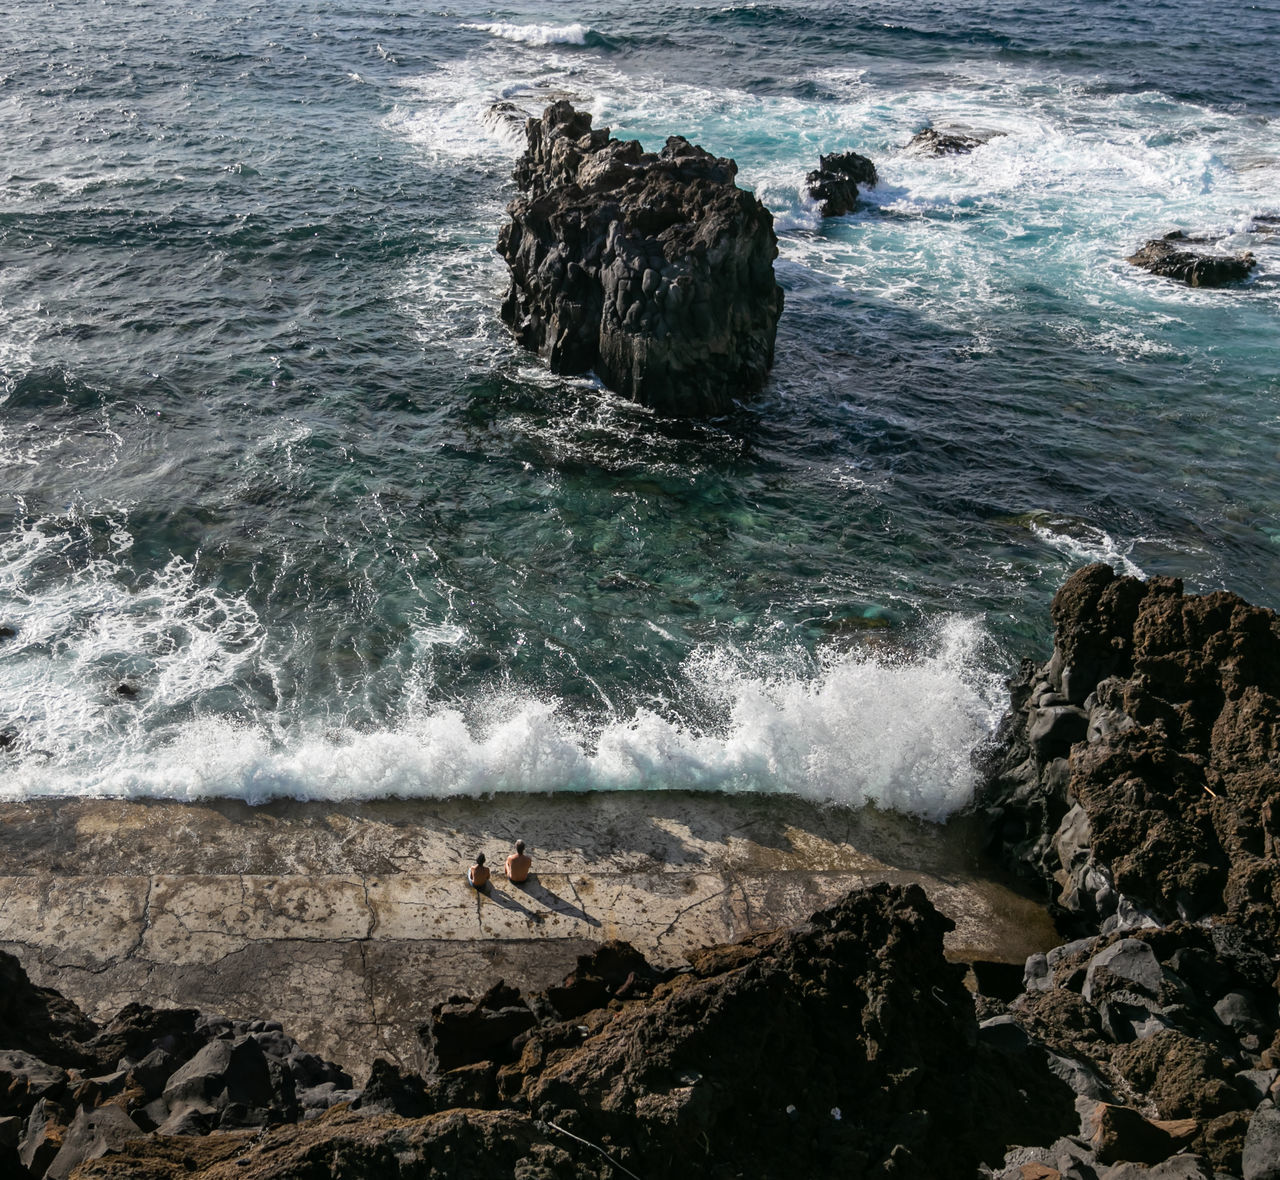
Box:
[462,21,591,47]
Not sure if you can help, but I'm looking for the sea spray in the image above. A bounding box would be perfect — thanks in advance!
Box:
[0,617,1004,818]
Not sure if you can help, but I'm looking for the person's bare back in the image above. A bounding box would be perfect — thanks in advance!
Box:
[505,840,531,884]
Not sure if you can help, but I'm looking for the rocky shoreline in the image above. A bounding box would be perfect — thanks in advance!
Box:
[2,564,1278,1178]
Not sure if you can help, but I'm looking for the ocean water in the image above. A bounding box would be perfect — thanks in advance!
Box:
[1,0,1276,813]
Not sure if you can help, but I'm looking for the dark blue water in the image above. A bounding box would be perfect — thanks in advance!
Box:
[1,1,1277,809]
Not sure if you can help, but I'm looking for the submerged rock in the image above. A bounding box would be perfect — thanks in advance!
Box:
[907,127,986,155]
[805,150,877,217]
[1127,232,1257,287]
[497,100,784,416]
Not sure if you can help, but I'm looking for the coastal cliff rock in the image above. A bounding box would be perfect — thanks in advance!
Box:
[497,101,784,416]
[975,563,1280,1175]
[806,150,877,217]
[978,563,1280,943]
[1127,232,1257,287]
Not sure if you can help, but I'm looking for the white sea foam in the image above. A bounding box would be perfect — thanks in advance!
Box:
[0,615,1005,819]
[1027,518,1146,580]
[462,22,592,47]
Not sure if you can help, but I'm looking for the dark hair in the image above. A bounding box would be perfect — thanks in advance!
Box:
[515,840,525,853]
[476,853,486,864]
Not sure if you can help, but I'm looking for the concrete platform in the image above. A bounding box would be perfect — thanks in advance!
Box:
[0,792,1054,1081]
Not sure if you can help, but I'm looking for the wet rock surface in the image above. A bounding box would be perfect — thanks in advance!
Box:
[497,100,784,416]
[1127,232,1257,287]
[805,150,877,216]
[906,127,987,155]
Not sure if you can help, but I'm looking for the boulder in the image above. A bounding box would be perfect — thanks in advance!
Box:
[1089,1102,1196,1166]
[805,150,877,216]
[160,1034,293,1130]
[1128,232,1256,287]
[426,982,536,1073]
[497,100,784,416]
[43,1105,143,1180]
[1243,1100,1280,1180]
[18,1098,67,1177]
[0,1052,69,1116]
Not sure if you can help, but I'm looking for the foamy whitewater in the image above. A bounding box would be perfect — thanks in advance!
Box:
[1,0,1277,813]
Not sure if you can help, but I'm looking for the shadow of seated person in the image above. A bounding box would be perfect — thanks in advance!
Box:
[520,874,601,928]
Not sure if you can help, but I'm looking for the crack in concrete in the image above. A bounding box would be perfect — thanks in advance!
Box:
[654,879,735,949]
[360,877,378,939]
[123,875,156,963]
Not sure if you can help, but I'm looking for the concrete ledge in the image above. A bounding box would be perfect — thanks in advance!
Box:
[0,792,1053,1079]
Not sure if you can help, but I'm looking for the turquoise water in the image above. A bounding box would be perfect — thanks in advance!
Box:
[1,1,1277,810]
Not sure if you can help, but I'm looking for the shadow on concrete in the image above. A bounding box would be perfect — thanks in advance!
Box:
[517,874,601,928]
[478,883,543,920]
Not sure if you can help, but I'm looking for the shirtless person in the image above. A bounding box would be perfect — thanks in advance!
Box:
[504,840,531,885]
[468,853,490,890]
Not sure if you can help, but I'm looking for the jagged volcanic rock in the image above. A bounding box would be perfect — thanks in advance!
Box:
[497,101,784,416]
[1127,232,1257,287]
[805,150,877,217]
[978,564,1280,943]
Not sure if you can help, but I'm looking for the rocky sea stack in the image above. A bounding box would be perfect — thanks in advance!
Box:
[497,101,784,416]
[805,150,878,217]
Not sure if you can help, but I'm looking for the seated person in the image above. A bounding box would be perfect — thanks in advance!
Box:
[468,853,490,889]
[505,840,532,884]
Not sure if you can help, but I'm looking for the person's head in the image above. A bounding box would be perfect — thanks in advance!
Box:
[476,852,486,865]
[515,840,525,854]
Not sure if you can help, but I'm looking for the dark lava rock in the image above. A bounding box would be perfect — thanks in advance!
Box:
[907,127,985,155]
[0,951,97,1071]
[352,1057,430,1119]
[805,150,877,217]
[978,563,1280,944]
[497,100,784,416]
[1128,232,1257,287]
[426,981,536,1073]
[1090,1102,1196,1166]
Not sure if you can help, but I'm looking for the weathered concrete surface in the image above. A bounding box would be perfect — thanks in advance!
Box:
[0,792,1053,1081]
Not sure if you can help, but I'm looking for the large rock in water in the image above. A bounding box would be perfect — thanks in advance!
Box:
[806,150,877,217]
[1128,232,1257,287]
[497,101,784,416]
[978,563,1280,944]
